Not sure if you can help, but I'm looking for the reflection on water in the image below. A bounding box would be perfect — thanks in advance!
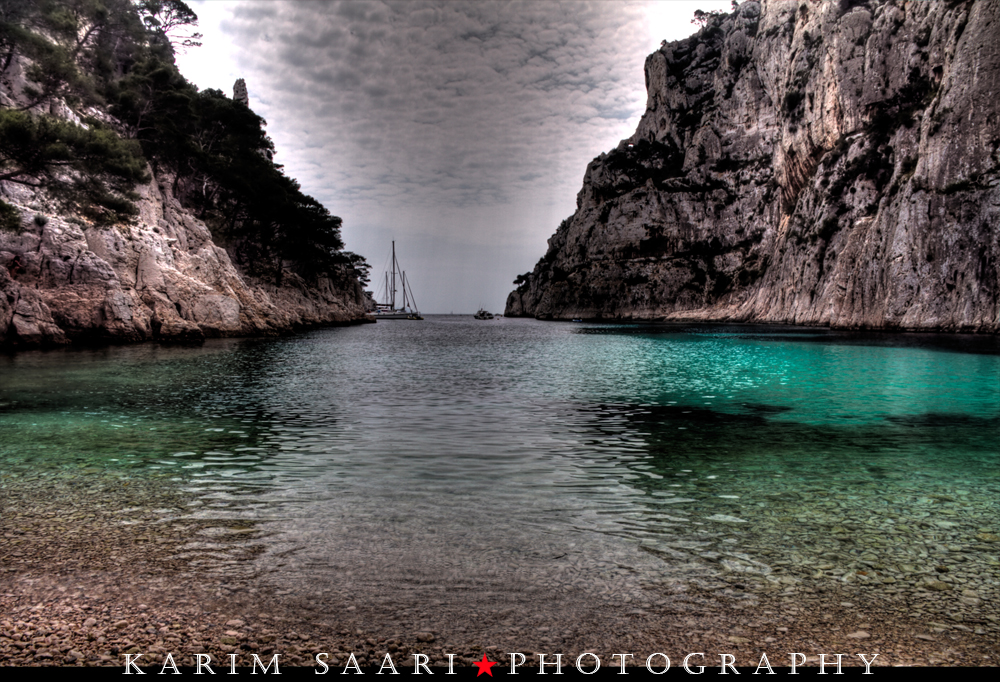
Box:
[1,318,998,629]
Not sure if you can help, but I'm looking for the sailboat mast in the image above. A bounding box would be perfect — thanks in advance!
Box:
[391,241,396,309]
[404,272,419,313]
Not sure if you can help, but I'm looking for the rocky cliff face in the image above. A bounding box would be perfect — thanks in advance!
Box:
[0,172,371,349]
[507,0,1000,332]
[0,41,371,350]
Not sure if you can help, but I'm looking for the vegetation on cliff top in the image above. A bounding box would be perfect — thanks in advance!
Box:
[0,0,369,286]
[0,108,149,223]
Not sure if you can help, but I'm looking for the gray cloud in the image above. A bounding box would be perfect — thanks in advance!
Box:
[191,1,710,313]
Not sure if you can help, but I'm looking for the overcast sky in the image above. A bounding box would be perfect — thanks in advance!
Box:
[176,1,731,314]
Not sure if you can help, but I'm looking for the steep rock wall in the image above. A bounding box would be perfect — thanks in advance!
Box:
[0,172,371,349]
[507,0,1000,332]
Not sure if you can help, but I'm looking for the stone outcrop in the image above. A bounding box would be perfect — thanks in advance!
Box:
[0,172,371,349]
[507,0,1000,332]
[233,78,249,107]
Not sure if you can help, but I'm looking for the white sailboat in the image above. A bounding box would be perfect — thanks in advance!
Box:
[372,241,422,320]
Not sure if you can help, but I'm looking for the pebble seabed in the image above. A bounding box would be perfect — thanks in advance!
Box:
[1,470,998,670]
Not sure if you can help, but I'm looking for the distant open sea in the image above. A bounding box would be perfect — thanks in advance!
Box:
[2,316,998,638]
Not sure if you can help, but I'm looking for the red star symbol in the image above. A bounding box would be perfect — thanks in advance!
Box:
[473,653,497,677]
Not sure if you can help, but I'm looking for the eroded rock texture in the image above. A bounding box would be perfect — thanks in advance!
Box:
[0,173,371,349]
[507,0,1000,331]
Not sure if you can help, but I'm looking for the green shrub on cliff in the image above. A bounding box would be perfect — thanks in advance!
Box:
[0,198,21,232]
[0,108,148,223]
[2,0,149,110]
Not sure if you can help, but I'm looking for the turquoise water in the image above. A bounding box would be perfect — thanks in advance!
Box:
[1,318,998,626]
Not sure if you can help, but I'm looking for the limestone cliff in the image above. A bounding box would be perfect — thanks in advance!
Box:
[0,3,371,349]
[0,171,371,348]
[507,0,1000,332]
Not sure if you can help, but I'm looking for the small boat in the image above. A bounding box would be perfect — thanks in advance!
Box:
[371,241,422,320]
[474,309,494,320]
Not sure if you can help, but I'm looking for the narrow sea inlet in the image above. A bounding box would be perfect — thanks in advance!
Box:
[1,317,998,666]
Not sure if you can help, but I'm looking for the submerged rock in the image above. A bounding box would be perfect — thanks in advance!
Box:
[507,0,1000,332]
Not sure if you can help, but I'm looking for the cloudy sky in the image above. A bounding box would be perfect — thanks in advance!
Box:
[176,1,731,313]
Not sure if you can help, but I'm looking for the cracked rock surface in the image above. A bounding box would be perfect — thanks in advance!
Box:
[507,0,1000,331]
[1,171,371,349]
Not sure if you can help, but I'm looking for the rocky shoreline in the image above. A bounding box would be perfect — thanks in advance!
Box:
[2,473,997,669]
[1,170,373,351]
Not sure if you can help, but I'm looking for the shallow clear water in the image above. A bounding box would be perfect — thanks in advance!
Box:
[2,318,998,627]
